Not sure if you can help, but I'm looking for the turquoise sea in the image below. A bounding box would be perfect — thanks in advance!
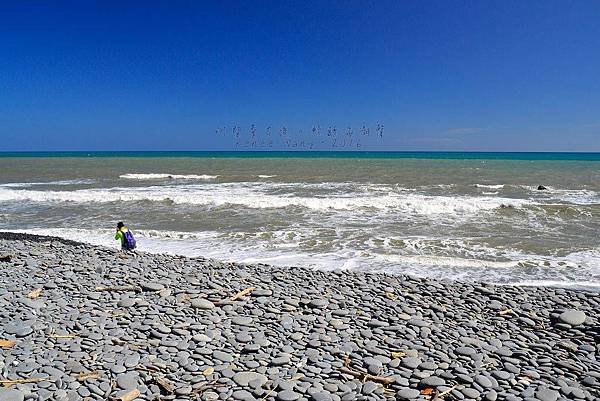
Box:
[2,151,600,161]
[1,151,599,288]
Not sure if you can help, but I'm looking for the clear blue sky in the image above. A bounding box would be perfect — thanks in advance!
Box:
[1,1,599,151]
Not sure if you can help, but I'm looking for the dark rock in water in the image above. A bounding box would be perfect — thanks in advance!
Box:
[537,185,548,190]
[0,254,12,262]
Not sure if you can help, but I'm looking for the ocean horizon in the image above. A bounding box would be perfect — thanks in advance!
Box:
[1,150,600,161]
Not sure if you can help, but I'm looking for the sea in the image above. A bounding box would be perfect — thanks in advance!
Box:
[1,151,599,289]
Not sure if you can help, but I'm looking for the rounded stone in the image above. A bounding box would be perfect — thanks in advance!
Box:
[491,370,511,380]
[536,387,559,401]
[311,391,334,401]
[277,389,300,401]
[116,373,138,390]
[475,374,493,389]
[461,388,480,399]
[485,390,498,401]
[362,381,378,395]
[396,388,420,399]
[0,389,25,401]
[402,357,421,369]
[455,346,476,356]
[419,376,445,388]
[232,316,253,326]
[191,298,215,310]
[213,350,234,362]
[111,364,127,374]
[233,372,268,387]
[309,299,328,308]
[232,389,256,400]
[558,310,586,326]
[271,355,291,366]
[140,282,164,291]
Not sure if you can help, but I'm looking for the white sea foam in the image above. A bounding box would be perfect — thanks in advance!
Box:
[376,253,520,269]
[0,184,532,215]
[119,173,218,180]
[5,228,598,289]
[475,184,505,189]
[509,280,600,289]
[258,175,277,178]
[551,189,599,205]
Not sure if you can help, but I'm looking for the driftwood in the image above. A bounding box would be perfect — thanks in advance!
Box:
[75,371,101,381]
[339,366,395,385]
[190,379,227,396]
[214,286,255,305]
[0,339,16,348]
[26,288,43,299]
[153,375,174,394]
[1,376,48,387]
[432,385,458,400]
[230,287,255,301]
[385,291,398,300]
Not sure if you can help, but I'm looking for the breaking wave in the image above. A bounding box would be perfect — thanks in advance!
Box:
[0,185,531,216]
[0,179,95,188]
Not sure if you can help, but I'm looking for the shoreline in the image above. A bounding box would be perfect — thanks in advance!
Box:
[2,231,598,292]
[0,233,598,401]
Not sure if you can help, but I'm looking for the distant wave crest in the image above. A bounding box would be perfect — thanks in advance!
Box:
[120,173,218,180]
[0,179,95,188]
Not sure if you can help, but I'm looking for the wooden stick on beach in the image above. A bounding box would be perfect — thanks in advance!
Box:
[230,286,255,301]
[432,385,458,400]
[339,366,395,385]
[1,377,48,387]
[214,286,255,305]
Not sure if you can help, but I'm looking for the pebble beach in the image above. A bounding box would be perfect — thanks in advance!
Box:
[0,232,598,401]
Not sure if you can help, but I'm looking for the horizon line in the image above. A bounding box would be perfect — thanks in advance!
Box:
[1,150,600,154]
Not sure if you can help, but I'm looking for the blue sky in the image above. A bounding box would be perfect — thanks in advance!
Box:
[1,1,599,151]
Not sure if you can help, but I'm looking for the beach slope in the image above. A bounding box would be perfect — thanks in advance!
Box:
[0,233,598,401]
